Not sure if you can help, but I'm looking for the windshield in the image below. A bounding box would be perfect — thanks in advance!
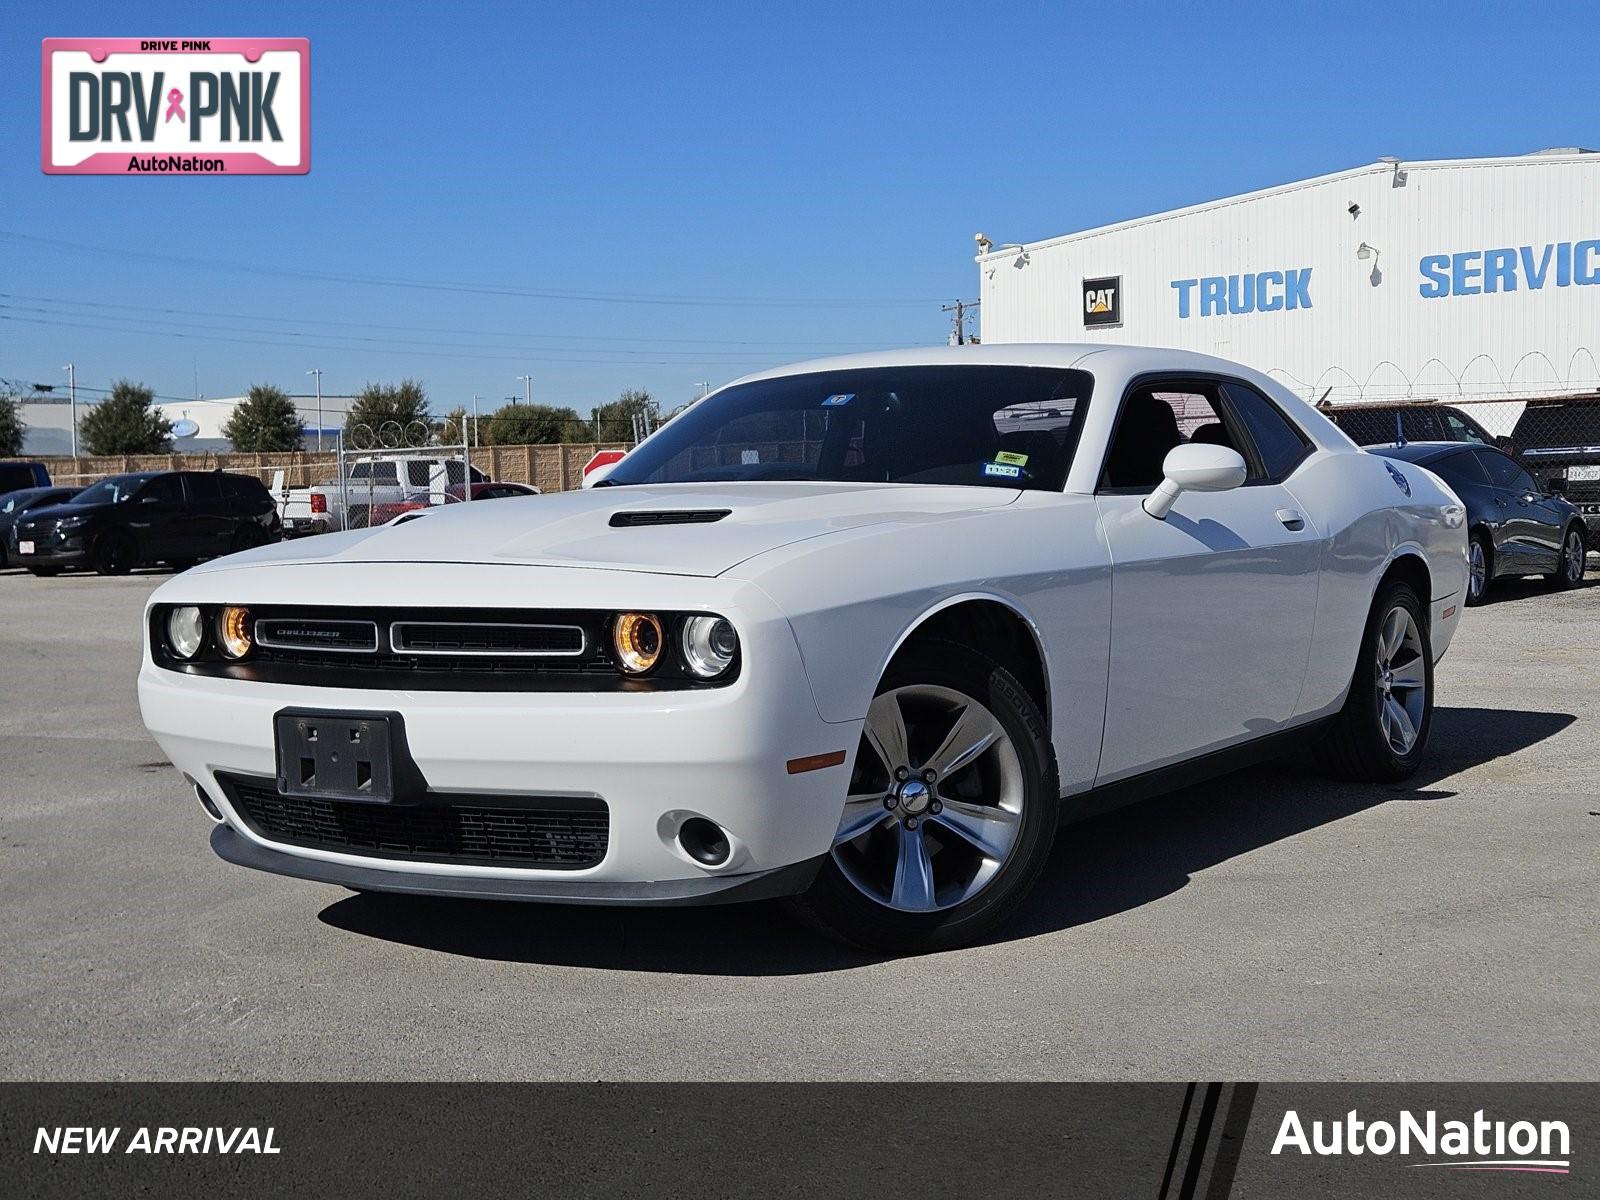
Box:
[72,475,150,505]
[606,365,1094,491]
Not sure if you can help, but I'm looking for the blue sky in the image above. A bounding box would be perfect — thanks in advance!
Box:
[2,0,1593,421]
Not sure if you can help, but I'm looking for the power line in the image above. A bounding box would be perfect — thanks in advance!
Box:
[0,292,905,350]
[0,312,794,368]
[0,229,948,309]
[0,303,889,364]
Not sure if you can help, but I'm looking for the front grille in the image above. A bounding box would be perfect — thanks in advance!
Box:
[244,605,620,685]
[220,773,608,869]
[390,621,585,656]
[256,618,380,653]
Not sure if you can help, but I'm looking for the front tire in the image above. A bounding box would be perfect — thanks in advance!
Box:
[786,641,1059,954]
[1315,578,1433,782]
[93,530,137,576]
[1546,524,1586,590]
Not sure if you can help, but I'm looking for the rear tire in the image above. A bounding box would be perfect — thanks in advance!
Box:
[785,641,1059,954]
[1315,578,1433,782]
[1545,524,1586,590]
[93,531,137,576]
[1465,532,1492,606]
[230,523,270,554]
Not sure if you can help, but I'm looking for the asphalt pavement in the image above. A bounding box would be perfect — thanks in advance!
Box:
[2,565,1596,1080]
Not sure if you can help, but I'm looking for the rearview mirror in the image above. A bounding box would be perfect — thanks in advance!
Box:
[1143,443,1248,519]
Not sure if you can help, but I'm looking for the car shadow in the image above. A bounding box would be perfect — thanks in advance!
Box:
[316,705,1575,974]
[1478,573,1598,605]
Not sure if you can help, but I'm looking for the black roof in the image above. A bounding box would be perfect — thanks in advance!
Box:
[1363,441,1472,465]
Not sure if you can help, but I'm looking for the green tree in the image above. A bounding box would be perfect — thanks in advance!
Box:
[345,379,429,442]
[79,380,173,455]
[591,388,659,442]
[222,384,305,452]
[0,393,24,457]
[485,402,582,445]
[437,404,472,446]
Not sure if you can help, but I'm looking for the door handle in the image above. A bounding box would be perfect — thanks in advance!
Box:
[1275,509,1306,531]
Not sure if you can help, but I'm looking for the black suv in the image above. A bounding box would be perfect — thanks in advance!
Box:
[1321,402,1496,448]
[12,470,281,576]
[1506,396,1600,544]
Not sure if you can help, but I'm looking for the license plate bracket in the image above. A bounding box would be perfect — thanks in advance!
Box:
[274,709,414,804]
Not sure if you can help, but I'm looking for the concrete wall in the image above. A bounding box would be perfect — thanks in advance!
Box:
[4,443,629,494]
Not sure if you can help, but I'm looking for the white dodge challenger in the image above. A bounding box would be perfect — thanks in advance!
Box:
[139,346,1468,952]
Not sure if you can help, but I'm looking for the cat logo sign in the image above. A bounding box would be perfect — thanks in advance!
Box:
[1082,275,1121,328]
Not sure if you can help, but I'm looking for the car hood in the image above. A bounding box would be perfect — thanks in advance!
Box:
[15,501,111,527]
[205,482,1022,578]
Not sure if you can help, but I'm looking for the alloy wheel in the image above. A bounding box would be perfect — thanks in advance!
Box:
[1565,530,1586,583]
[831,684,1024,913]
[1375,606,1427,756]
[1468,540,1487,599]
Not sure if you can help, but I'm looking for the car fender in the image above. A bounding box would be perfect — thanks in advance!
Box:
[732,494,1112,795]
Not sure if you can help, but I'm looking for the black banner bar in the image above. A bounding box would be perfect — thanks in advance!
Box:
[2,1083,1591,1198]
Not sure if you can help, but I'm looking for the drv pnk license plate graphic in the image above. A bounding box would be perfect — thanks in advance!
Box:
[41,38,310,174]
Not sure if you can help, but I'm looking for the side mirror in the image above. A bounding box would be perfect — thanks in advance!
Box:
[1143,443,1248,519]
[1547,477,1567,497]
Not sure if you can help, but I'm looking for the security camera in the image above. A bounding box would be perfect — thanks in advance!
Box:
[1347,201,1361,217]
[973,232,993,254]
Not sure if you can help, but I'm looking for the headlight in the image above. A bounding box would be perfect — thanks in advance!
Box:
[57,514,92,529]
[217,605,253,659]
[166,606,204,659]
[681,615,738,678]
[612,612,663,674]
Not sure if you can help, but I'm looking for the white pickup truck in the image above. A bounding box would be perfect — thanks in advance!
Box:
[275,456,488,536]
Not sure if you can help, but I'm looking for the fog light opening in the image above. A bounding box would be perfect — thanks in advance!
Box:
[193,781,224,823]
[678,817,731,867]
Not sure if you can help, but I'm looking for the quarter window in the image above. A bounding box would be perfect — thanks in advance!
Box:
[1478,450,1536,493]
[1438,451,1491,487]
[1222,383,1311,480]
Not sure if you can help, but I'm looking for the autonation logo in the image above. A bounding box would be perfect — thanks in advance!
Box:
[1273,1108,1571,1174]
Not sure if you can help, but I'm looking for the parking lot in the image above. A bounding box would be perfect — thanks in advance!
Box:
[1,565,1596,1082]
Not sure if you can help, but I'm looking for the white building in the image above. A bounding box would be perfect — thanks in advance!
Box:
[976,150,1599,431]
[16,393,350,456]
[153,394,348,452]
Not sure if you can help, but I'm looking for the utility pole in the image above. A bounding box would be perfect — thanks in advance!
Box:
[696,381,710,401]
[941,299,978,346]
[62,363,77,457]
[307,368,324,452]
[470,394,481,448]
[516,375,532,405]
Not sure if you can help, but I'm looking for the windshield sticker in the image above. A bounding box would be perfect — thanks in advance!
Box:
[982,462,1022,480]
[821,393,855,407]
[994,450,1029,466]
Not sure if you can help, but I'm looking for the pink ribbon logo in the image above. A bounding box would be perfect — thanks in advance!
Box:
[164,88,185,123]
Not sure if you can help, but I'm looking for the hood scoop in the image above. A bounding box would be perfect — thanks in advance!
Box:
[608,509,732,528]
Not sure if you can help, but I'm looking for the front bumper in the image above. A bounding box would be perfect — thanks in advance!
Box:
[12,543,89,567]
[138,574,857,902]
[209,823,823,903]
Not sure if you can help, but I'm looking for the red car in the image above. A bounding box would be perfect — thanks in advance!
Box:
[369,481,541,526]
